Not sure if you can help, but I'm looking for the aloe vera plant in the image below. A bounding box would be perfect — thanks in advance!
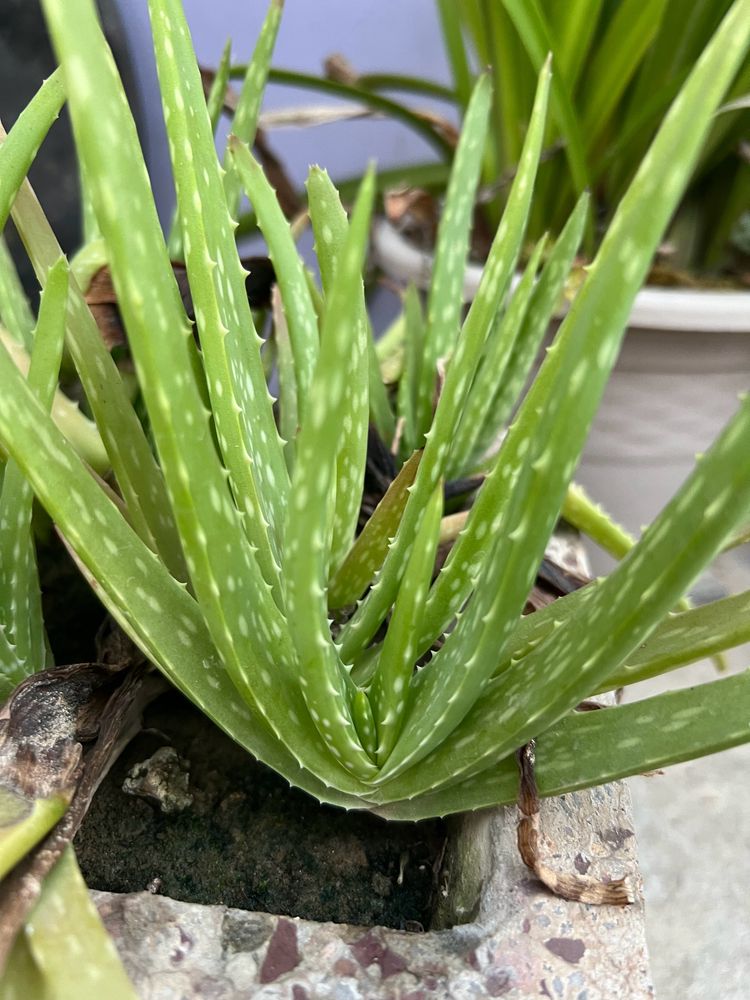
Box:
[0,0,749,835]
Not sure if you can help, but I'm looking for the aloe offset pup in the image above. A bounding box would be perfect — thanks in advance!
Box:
[0,0,750,823]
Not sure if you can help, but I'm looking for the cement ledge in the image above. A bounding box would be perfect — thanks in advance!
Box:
[93,779,652,1000]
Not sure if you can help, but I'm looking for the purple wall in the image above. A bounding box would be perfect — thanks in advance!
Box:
[113,0,454,221]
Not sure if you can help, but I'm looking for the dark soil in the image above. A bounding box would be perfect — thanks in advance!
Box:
[75,690,448,930]
[39,530,107,666]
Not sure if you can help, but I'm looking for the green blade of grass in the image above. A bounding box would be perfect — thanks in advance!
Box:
[436,0,474,110]
[482,0,530,180]
[500,0,590,202]
[228,67,456,161]
[549,0,604,89]
[580,0,669,152]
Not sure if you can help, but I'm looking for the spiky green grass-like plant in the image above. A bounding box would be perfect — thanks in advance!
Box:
[1,0,750,823]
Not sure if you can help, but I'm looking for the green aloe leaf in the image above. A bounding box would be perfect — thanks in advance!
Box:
[0,257,68,688]
[150,0,288,591]
[395,285,425,461]
[338,63,551,664]
[206,39,234,132]
[561,483,635,559]
[469,191,589,464]
[0,72,65,207]
[0,331,109,476]
[414,74,491,437]
[306,167,370,575]
[371,481,443,765]
[375,669,750,820]
[0,339,368,805]
[2,94,184,579]
[328,450,421,611]
[3,847,137,999]
[376,0,750,785]
[447,235,548,477]
[167,37,233,261]
[282,168,379,780]
[603,588,750,692]
[222,0,283,219]
[0,236,35,350]
[271,287,298,468]
[367,333,397,446]
[40,0,373,798]
[0,788,70,880]
[379,390,750,799]
[229,140,319,423]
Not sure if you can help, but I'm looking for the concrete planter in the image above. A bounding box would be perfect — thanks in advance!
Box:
[372,220,750,562]
[571,289,750,545]
[93,778,651,999]
[88,538,652,999]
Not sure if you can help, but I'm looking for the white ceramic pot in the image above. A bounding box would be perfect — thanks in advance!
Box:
[372,220,750,557]
[574,290,750,542]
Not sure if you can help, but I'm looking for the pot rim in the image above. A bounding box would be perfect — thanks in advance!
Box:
[371,219,750,333]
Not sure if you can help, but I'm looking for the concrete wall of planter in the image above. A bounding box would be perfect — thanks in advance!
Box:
[94,780,652,999]
[371,221,750,570]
